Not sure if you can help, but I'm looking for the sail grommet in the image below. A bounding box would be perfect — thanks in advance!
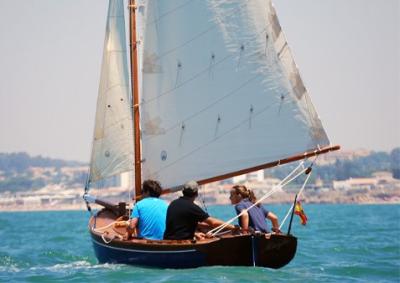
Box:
[237,44,245,68]
[209,52,216,78]
[175,60,183,86]
[161,150,167,161]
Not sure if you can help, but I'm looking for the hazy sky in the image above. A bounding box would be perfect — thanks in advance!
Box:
[0,0,398,162]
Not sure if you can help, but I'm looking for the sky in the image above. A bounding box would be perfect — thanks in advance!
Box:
[0,0,398,162]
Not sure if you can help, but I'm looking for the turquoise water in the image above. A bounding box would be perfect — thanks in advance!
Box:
[0,204,399,282]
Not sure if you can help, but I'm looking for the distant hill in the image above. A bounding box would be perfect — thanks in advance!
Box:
[0,152,87,193]
[0,152,85,174]
[265,147,400,183]
[0,149,398,193]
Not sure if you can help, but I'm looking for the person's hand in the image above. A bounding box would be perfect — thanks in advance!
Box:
[231,225,242,235]
[271,227,282,234]
[123,232,132,241]
[195,232,206,240]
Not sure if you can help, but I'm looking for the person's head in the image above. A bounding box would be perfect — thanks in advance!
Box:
[142,180,162,198]
[229,185,257,205]
[182,181,199,198]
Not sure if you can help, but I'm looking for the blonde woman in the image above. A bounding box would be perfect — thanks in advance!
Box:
[229,185,281,233]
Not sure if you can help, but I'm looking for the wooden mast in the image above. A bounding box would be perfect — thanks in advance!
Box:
[129,0,142,198]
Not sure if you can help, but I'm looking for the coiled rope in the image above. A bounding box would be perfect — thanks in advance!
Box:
[92,220,129,243]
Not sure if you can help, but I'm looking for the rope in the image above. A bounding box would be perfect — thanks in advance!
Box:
[93,220,129,244]
[101,234,114,244]
[199,184,208,213]
[279,155,317,229]
[101,233,123,244]
[279,171,312,229]
[92,220,129,233]
[208,161,307,236]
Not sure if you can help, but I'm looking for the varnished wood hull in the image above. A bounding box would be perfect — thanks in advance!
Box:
[90,232,297,268]
[89,212,297,269]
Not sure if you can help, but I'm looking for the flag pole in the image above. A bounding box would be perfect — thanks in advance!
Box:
[287,194,298,235]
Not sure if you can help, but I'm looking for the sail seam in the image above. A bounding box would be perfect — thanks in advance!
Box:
[146,0,194,26]
[151,100,280,175]
[143,74,262,141]
[156,1,248,59]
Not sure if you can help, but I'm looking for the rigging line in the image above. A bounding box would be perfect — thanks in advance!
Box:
[156,1,248,59]
[279,171,312,230]
[199,184,208,213]
[152,100,280,176]
[146,0,194,26]
[143,73,262,142]
[209,165,308,235]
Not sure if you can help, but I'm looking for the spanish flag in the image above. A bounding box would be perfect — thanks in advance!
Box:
[294,201,308,225]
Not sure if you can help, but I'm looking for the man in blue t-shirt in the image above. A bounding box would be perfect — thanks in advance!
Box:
[126,180,168,240]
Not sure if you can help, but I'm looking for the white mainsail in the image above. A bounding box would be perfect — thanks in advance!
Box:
[89,0,134,183]
[138,0,330,190]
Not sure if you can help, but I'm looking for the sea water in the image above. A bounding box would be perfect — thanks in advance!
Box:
[0,204,399,282]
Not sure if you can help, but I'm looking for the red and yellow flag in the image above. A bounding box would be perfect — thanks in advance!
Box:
[294,201,308,225]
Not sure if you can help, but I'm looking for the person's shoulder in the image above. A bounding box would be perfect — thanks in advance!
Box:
[236,199,246,207]
[155,198,168,207]
[168,197,181,206]
[261,204,269,214]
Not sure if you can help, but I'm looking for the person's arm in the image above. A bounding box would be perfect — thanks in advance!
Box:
[266,212,280,233]
[239,211,249,231]
[126,217,138,239]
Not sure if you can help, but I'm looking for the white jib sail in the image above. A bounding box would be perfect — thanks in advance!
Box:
[89,0,134,183]
[139,0,330,190]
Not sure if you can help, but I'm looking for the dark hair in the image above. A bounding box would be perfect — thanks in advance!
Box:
[231,185,258,206]
[142,180,162,197]
[182,189,198,198]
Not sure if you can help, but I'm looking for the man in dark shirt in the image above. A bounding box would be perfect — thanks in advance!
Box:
[164,181,236,240]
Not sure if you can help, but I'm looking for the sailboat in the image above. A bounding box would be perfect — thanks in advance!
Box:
[83,0,339,268]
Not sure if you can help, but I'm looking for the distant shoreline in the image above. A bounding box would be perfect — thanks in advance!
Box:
[1,199,399,213]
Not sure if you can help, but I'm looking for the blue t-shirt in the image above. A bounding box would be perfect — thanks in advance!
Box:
[235,199,270,233]
[131,197,168,240]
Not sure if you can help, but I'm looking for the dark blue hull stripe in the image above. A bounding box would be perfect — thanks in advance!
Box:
[92,239,196,253]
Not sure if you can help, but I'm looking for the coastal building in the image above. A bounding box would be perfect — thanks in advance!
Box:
[232,170,264,183]
[333,171,400,191]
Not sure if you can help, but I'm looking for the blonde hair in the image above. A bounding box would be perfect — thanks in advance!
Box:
[231,185,259,206]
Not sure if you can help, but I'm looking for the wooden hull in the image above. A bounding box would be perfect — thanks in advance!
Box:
[89,212,297,269]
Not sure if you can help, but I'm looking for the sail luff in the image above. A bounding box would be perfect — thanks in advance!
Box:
[129,0,142,197]
[88,0,134,184]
